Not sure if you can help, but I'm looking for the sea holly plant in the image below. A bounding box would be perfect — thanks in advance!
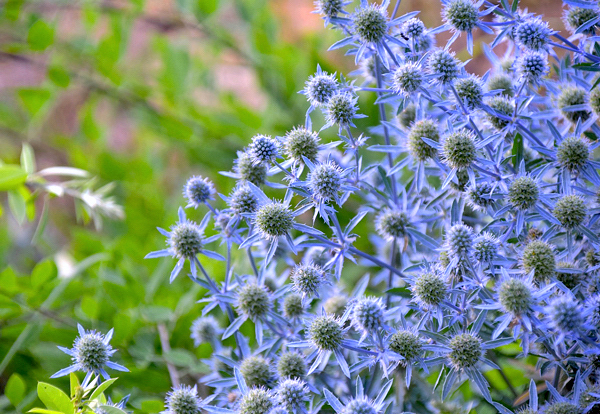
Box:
[31,0,600,413]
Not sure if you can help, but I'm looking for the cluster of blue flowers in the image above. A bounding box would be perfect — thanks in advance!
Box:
[51,0,600,413]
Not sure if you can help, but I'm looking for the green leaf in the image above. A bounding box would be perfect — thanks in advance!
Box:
[141,400,165,413]
[31,260,57,288]
[5,373,25,406]
[48,66,71,88]
[164,348,196,367]
[69,373,80,399]
[0,165,28,191]
[8,189,26,224]
[21,143,36,174]
[18,88,51,116]
[195,0,220,16]
[37,382,74,414]
[28,409,64,414]
[139,305,173,322]
[89,378,118,400]
[28,20,55,51]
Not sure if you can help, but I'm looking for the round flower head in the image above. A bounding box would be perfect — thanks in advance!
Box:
[588,295,600,326]
[308,314,343,351]
[325,92,359,127]
[547,295,585,335]
[342,398,377,414]
[315,0,345,21]
[352,3,388,44]
[443,0,479,32]
[517,51,549,83]
[235,152,268,186]
[508,176,539,211]
[308,161,343,202]
[392,63,424,95]
[277,351,307,380]
[557,136,589,174]
[448,333,482,370]
[442,129,477,169]
[183,176,215,208]
[291,263,327,298]
[522,240,556,283]
[466,182,495,211]
[413,272,447,307]
[255,202,294,239]
[553,195,587,230]
[487,73,514,97]
[169,221,204,262]
[556,262,583,290]
[240,356,273,388]
[402,17,425,38]
[564,7,599,35]
[407,119,439,161]
[544,402,581,414]
[590,87,600,117]
[165,385,203,414]
[587,249,600,267]
[428,49,460,84]
[250,135,279,164]
[237,283,271,320]
[398,104,416,127]
[499,277,533,316]
[282,293,305,319]
[276,378,308,412]
[230,184,259,215]
[558,86,591,124]
[445,224,475,259]
[376,209,410,240]
[304,70,338,107]
[413,32,435,54]
[455,76,483,110]
[324,294,348,316]
[389,330,423,364]
[284,127,320,163]
[485,96,513,131]
[190,316,220,347]
[473,232,499,263]
[239,388,275,414]
[351,297,385,335]
[515,17,552,51]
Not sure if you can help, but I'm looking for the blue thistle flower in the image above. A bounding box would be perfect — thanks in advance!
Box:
[183,175,215,208]
[514,17,553,51]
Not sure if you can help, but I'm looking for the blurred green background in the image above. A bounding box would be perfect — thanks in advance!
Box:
[0,0,568,413]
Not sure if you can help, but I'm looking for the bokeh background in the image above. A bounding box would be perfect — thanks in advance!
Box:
[0,1,570,413]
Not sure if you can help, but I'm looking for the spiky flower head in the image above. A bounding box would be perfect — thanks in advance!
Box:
[407,119,439,161]
[240,356,273,388]
[239,388,275,414]
[590,87,600,117]
[376,209,410,240]
[230,185,259,216]
[515,17,552,51]
[284,127,320,163]
[250,135,279,164]
[255,202,294,239]
[169,221,204,261]
[352,297,385,334]
[413,272,447,307]
[235,152,268,186]
[304,71,338,107]
[237,283,271,320]
[444,0,479,32]
[282,293,304,319]
[165,385,203,414]
[473,232,499,263]
[308,314,343,351]
[324,295,348,316]
[522,240,556,283]
[487,74,514,97]
[455,76,483,110]
[554,195,587,230]
[342,399,377,414]
[308,161,343,202]
[588,295,600,326]
[190,316,220,347]
[557,136,589,174]
[428,49,460,84]
[389,330,423,364]
[398,104,416,127]
[446,224,475,259]
[517,51,549,82]
[277,351,307,380]
[352,4,388,44]
[413,32,435,54]
[558,86,591,124]
[277,378,308,412]
[556,262,583,290]
[547,295,584,334]
[448,333,483,370]
[499,278,532,315]
[315,0,345,20]
[442,129,477,169]
[586,249,600,267]
[402,17,426,38]
[508,176,539,211]
[485,96,513,131]
[543,402,581,414]
[325,92,359,127]
[392,63,424,95]
[291,263,327,298]
[467,182,494,211]
[183,176,215,208]
[564,7,599,35]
